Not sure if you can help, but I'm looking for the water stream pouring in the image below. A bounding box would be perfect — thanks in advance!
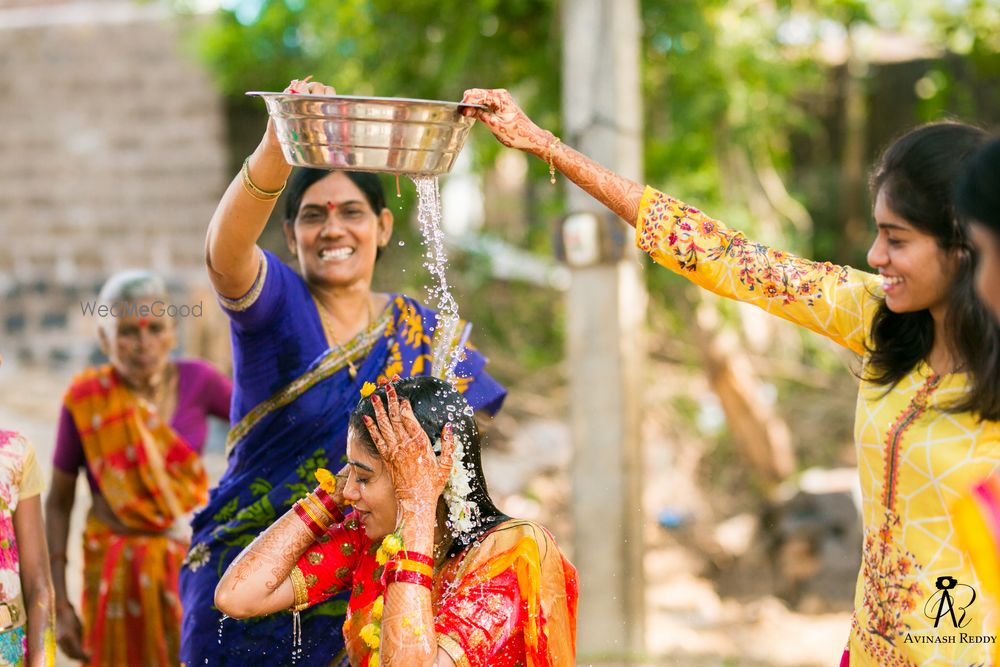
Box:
[251,91,483,382]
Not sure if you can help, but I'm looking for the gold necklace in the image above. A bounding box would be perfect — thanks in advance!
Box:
[312,293,374,380]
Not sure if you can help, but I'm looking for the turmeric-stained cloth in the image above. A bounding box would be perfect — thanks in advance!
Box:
[637,187,1000,666]
[294,516,577,667]
[63,365,209,667]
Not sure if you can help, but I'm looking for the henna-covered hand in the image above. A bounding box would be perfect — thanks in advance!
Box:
[461,88,554,157]
[363,383,454,509]
[462,87,644,224]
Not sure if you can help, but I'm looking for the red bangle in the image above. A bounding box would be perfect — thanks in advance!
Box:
[397,550,433,567]
[313,487,345,523]
[386,569,433,590]
[293,501,326,538]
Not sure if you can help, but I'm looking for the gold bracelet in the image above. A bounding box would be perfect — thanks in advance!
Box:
[288,566,310,612]
[241,157,286,201]
[546,136,561,185]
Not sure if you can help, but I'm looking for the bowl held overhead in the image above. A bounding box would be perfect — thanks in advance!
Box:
[248,93,483,176]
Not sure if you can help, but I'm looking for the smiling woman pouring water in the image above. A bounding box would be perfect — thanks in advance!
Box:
[179,79,505,667]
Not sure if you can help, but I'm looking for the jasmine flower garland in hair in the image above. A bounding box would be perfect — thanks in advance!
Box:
[438,431,478,536]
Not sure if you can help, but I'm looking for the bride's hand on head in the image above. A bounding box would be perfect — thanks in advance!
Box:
[363,383,454,512]
[461,88,554,157]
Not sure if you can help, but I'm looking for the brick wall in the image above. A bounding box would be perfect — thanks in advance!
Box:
[0,0,229,367]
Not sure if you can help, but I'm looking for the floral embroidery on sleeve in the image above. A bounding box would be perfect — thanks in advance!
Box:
[636,187,879,354]
[639,189,850,306]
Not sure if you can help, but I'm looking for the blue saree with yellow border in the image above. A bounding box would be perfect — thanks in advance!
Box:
[179,251,505,666]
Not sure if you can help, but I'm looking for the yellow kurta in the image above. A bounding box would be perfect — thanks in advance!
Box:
[636,186,1000,666]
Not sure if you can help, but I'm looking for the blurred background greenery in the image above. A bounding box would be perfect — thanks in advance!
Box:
[173,0,1000,494]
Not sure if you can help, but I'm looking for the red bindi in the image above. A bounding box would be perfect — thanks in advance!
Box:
[138,318,149,329]
[326,201,337,210]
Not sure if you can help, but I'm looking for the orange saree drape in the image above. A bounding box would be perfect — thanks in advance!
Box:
[64,365,207,666]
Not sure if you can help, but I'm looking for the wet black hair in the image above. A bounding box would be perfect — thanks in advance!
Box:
[865,122,1000,420]
[349,376,507,554]
[956,137,1000,238]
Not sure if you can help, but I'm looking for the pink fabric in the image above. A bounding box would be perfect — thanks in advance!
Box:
[53,359,231,491]
[840,649,849,667]
[972,478,1000,552]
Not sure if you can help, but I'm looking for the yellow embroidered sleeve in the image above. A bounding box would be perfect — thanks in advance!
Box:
[636,186,881,355]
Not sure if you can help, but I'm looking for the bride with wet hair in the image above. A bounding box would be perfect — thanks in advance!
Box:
[215,376,577,667]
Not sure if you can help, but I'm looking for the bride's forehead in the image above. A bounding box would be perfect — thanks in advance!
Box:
[345,430,380,466]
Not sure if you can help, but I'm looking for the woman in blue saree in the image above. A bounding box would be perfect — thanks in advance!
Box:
[179,79,506,666]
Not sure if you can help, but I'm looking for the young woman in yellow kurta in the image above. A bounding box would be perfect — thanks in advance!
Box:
[462,88,1000,666]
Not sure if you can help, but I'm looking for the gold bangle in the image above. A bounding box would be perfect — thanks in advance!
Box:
[241,157,286,201]
[288,566,309,612]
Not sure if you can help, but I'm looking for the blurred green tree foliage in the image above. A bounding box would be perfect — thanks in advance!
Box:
[176,0,998,461]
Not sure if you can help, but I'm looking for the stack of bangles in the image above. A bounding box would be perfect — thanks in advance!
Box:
[293,486,345,538]
[384,551,434,590]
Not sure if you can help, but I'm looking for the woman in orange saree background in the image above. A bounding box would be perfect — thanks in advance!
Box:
[45,270,231,665]
[215,376,577,667]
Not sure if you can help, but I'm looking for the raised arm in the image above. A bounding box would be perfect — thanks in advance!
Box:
[464,88,881,353]
[461,88,645,225]
[206,79,336,299]
[362,387,457,667]
[213,509,310,617]
[215,471,348,618]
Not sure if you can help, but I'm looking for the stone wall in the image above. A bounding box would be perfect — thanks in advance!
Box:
[0,0,229,367]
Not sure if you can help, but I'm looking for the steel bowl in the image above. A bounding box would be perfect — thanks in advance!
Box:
[247,92,483,176]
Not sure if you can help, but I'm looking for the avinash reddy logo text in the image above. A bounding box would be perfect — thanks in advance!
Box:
[904,576,996,645]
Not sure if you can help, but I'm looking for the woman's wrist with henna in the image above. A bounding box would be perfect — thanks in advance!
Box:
[397,505,436,552]
[526,128,558,158]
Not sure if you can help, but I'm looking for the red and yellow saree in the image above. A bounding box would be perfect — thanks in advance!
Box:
[64,365,207,666]
[295,516,577,667]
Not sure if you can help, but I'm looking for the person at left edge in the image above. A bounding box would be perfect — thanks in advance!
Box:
[179,78,506,666]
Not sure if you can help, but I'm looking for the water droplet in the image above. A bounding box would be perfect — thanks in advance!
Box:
[398,240,406,247]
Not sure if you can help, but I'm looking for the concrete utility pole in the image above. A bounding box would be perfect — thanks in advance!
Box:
[561,0,646,662]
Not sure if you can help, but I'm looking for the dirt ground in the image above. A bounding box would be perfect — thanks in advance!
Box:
[0,363,849,666]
